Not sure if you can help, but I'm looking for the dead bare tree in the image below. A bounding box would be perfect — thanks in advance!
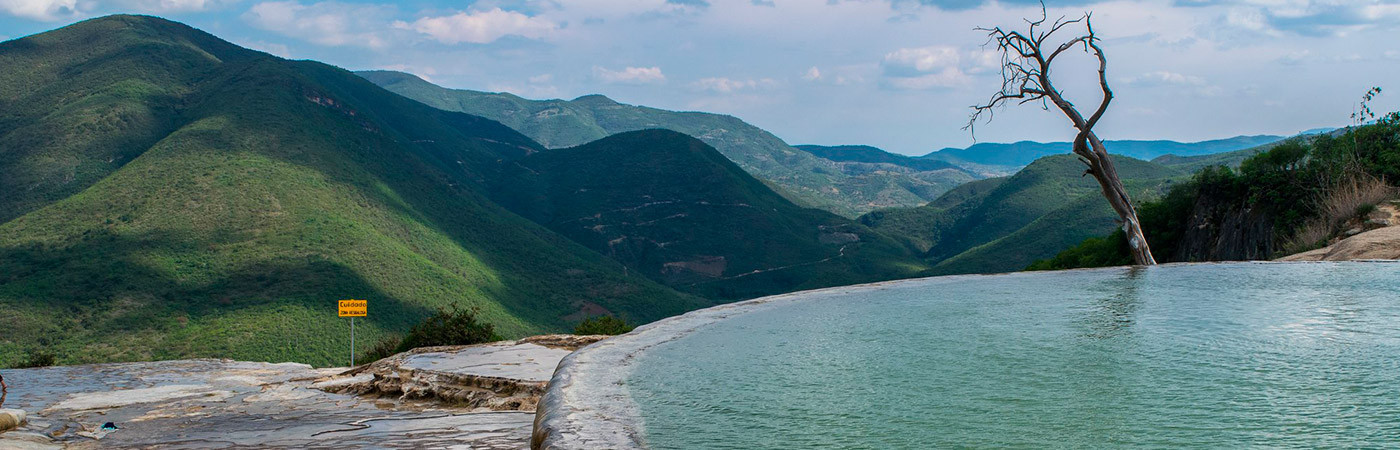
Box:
[967,6,1157,265]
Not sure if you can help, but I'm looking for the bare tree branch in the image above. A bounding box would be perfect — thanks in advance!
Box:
[964,1,1158,265]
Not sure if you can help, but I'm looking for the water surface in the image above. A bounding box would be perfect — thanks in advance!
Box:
[629,262,1400,448]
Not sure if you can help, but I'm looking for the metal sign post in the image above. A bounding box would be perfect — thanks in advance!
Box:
[338,299,368,366]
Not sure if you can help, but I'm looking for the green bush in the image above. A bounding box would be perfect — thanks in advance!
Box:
[358,335,402,364]
[1026,230,1132,271]
[573,316,634,335]
[395,306,501,352]
[18,351,57,368]
[1356,203,1378,218]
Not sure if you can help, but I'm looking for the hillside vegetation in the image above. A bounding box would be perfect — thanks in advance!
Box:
[0,15,706,368]
[358,70,975,217]
[494,130,928,300]
[1032,117,1400,269]
[861,154,1185,274]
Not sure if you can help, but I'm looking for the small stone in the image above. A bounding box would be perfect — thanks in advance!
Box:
[1345,228,1363,236]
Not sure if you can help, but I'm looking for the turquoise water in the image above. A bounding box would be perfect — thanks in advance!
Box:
[628,262,1400,448]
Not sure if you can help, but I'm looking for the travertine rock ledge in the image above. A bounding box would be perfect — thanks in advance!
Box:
[318,335,607,411]
[0,335,604,449]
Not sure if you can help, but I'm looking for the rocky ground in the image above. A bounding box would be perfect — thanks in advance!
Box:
[1279,200,1400,261]
[0,335,603,449]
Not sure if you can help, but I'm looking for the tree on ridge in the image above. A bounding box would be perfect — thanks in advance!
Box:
[967,5,1158,265]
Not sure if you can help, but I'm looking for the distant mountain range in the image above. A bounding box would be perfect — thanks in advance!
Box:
[923,135,1286,167]
[358,70,973,217]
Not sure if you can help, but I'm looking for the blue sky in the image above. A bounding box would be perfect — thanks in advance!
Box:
[2,0,1397,155]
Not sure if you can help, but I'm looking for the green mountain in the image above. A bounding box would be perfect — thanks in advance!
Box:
[0,15,707,368]
[493,129,928,300]
[924,135,1284,167]
[862,154,1186,274]
[795,144,966,172]
[357,70,974,217]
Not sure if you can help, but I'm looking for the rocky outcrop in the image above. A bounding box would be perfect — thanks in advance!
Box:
[1277,201,1400,262]
[0,359,534,448]
[1279,226,1400,261]
[1172,194,1275,261]
[316,335,607,411]
[0,335,604,449]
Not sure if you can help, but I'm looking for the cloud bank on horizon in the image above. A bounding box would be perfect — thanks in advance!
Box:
[1,0,1397,155]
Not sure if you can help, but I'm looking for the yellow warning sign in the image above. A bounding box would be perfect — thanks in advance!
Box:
[338,299,367,317]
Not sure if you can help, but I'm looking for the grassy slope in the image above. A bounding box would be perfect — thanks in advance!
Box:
[928,176,1178,274]
[861,154,1185,273]
[0,16,702,368]
[494,129,928,300]
[922,154,1183,262]
[857,177,1007,253]
[357,70,972,217]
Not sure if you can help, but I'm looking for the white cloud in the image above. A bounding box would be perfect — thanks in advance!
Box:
[592,65,666,84]
[488,72,559,98]
[882,70,970,90]
[880,46,976,90]
[0,0,230,21]
[121,0,230,13]
[377,64,437,82]
[0,0,79,21]
[243,1,393,49]
[882,46,961,76]
[802,66,821,81]
[243,40,292,58]
[396,8,556,44]
[691,77,777,93]
[1121,71,1207,87]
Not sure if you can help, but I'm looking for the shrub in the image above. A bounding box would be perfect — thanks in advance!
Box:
[358,335,402,364]
[1322,175,1391,225]
[1281,220,1333,256]
[395,306,501,352]
[1026,230,1132,271]
[574,316,634,335]
[18,351,57,368]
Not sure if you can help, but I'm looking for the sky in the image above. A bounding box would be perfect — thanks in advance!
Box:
[1,0,1397,155]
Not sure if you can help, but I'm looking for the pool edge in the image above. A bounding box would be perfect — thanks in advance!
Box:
[529,260,1398,449]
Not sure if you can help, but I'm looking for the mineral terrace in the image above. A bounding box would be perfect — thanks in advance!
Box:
[0,335,604,449]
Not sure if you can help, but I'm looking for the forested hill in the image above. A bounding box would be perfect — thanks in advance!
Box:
[0,15,704,367]
[358,70,977,217]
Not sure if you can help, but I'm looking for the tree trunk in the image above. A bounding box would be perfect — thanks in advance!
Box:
[1076,133,1157,265]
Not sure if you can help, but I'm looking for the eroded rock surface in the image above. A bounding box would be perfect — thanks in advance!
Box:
[1278,226,1400,261]
[1279,202,1400,262]
[317,336,606,412]
[0,336,606,449]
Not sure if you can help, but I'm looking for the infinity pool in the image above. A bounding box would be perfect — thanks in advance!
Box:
[539,262,1400,448]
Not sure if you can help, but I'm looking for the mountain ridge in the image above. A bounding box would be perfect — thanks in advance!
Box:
[923,135,1285,167]
[357,69,975,217]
